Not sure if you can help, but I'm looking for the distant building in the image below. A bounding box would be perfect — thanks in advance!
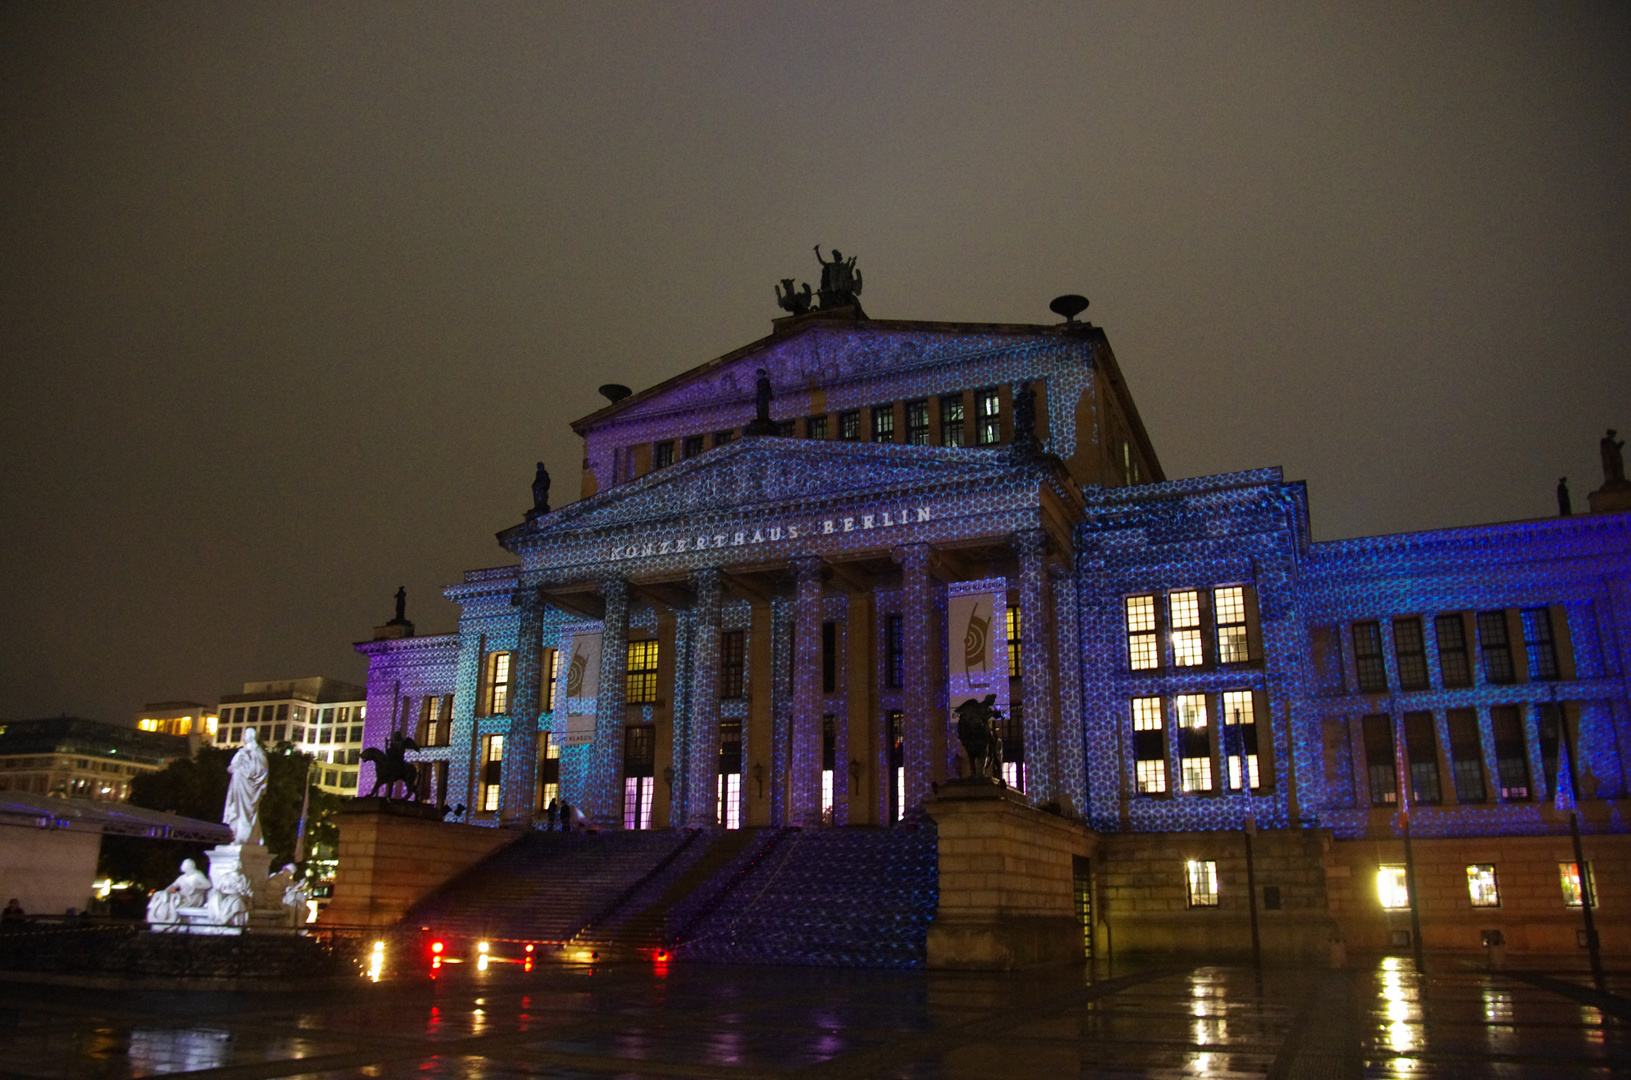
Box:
[136,700,217,740]
[215,677,367,794]
[0,718,190,801]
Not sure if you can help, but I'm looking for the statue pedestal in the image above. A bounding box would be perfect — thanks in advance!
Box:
[1588,482,1631,514]
[925,782,1095,970]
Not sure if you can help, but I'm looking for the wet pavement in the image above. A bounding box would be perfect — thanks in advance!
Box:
[0,956,1625,1079]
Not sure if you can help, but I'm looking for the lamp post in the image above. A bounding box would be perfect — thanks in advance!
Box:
[1396,715,1426,976]
[293,752,316,863]
[1231,710,1262,969]
[1555,699,1604,988]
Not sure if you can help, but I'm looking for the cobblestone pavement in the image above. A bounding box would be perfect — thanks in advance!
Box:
[0,958,1624,1079]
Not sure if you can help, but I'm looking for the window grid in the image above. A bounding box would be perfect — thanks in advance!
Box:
[1361,713,1397,805]
[653,440,675,468]
[1436,614,1472,687]
[1560,862,1596,909]
[1126,596,1158,670]
[713,430,734,447]
[625,640,660,704]
[806,415,828,440]
[1176,694,1211,792]
[1478,611,1516,684]
[975,387,1001,445]
[905,399,930,444]
[1222,690,1259,790]
[1392,617,1429,691]
[1521,607,1560,681]
[683,435,705,459]
[939,393,965,447]
[1446,708,1487,803]
[1491,705,1531,800]
[1185,860,1219,907]
[1007,606,1021,674]
[1353,622,1388,692]
[1170,591,1203,667]
[870,406,894,442]
[1131,696,1166,794]
[1214,586,1249,663]
[720,630,746,700]
[838,410,861,441]
[481,735,504,813]
[486,652,512,716]
[1403,710,1441,804]
[1467,864,1500,908]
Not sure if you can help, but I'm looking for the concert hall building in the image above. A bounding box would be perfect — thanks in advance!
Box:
[356,299,1631,958]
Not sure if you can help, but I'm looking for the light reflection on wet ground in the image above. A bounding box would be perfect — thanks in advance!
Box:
[0,958,1624,1079]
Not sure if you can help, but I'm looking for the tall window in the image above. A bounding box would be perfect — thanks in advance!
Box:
[1170,591,1203,667]
[1376,865,1409,909]
[626,640,660,704]
[1435,614,1472,687]
[1467,864,1500,907]
[683,434,705,458]
[773,419,797,437]
[718,716,742,829]
[1538,703,1565,797]
[481,735,504,813]
[720,630,746,699]
[806,415,828,439]
[1477,611,1516,684]
[653,440,675,468]
[538,734,560,812]
[1221,690,1259,790]
[939,393,965,447]
[1001,703,1025,790]
[975,387,1001,445]
[1403,711,1441,804]
[1352,622,1387,692]
[885,614,904,688]
[1186,860,1219,907]
[1214,586,1249,663]
[1006,606,1021,674]
[822,621,838,693]
[1126,596,1158,670]
[1521,608,1559,680]
[905,399,930,444]
[1175,694,1211,792]
[484,652,512,715]
[839,410,862,441]
[1560,862,1596,909]
[623,727,655,830]
[1392,618,1429,691]
[1361,714,1397,805]
[1446,708,1487,803]
[1131,696,1167,794]
[822,714,836,823]
[870,405,894,442]
[887,710,905,822]
[1490,705,1531,799]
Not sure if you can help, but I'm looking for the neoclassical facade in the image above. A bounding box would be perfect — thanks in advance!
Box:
[358,306,1631,856]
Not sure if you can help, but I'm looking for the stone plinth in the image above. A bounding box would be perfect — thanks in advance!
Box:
[925,780,1095,970]
[322,800,516,927]
[1587,483,1631,514]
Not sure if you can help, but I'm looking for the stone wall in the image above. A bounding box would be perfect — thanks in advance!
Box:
[1094,828,1337,963]
[321,801,516,927]
[925,783,1095,969]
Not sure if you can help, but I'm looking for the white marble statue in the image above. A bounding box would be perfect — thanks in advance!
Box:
[145,859,211,928]
[270,863,309,926]
[207,866,253,928]
[223,728,269,844]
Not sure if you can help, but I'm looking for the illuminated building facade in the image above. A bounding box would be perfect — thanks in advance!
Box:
[358,305,1631,955]
[216,677,367,794]
[0,717,188,801]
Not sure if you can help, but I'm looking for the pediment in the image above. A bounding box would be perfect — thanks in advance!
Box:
[504,439,1029,549]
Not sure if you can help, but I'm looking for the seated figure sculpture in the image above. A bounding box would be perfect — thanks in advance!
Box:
[145,858,212,930]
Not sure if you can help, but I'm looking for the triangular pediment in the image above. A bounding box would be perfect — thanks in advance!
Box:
[502,438,1046,551]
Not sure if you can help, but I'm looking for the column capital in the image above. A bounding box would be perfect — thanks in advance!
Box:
[508,586,542,610]
[891,542,932,570]
[790,554,824,582]
[1011,528,1050,560]
[689,567,723,626]
[599,576,629,603]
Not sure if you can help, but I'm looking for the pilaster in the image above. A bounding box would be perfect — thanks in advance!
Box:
[684,567,723,826]
[591,577,629,827]
[790,555,825,825]
[1015,529,1058,803]
[894,543,936,813]
[499,589,543,827]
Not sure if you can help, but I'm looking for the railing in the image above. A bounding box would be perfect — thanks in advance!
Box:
[568,829,702,944]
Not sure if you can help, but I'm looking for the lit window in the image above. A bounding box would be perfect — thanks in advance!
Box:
[623,726,655,830]
[939,393,965,447]
[1006,606,1021,674]
[717,771,741,829]
[1131,697,1166,794]
[1467,864,1500,908]
[870,404,894,443]
[1221,690,1259,790]
[481,735,503,812]
[626,640,660,704]
[1377,864,1409,909]
[1214,586,1249,663]
[1352,622,1388,692]
[485,652,512,715]
[1560,862,1596,909]
[1185,860,1219,907]
[1176,694,1211,792]
[1171,591,1203,667]
[905,399,930,445]
[719,716,742,828]
[975,387,1001,446]
[1126,596,1158,670]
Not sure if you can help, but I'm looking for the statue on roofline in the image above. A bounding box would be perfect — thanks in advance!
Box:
[1603,429,1626,487]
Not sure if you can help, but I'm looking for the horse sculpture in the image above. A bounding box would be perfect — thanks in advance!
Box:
[361,731,421,800]
[954,694,1005,783]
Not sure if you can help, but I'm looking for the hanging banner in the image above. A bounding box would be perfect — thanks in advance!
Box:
[946,582,1011,777]
[562,714,596,747]
[565,633,602,699]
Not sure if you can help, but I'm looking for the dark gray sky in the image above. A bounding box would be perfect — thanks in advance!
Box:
[3,3,1628,725]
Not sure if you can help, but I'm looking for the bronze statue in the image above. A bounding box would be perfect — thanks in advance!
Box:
[954,694,1006,783]
[532,461,552,514]
[813,245,864,313]
[1558,477,1572,517]
[394,586,407,623]
[1008,380,1040,460]
[775,278,813,316]
[744,368,776,436]
[1602,429,1626,486]
[362,731,422,800]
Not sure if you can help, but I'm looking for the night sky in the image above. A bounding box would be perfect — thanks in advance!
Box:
[3,4,1628,726]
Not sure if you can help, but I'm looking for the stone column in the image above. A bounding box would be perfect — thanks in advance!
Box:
[789,555,825,825]
[894,543,936,813]
[590,576,629,828]
[1014,529,1057,803]
[1050,563,1087,817]
[684,567,723,826]
[500,588,544,827]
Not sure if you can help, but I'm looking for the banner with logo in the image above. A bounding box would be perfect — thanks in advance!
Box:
[565,633,602,700]
[946,581,1011,774]
[562,714,596,747]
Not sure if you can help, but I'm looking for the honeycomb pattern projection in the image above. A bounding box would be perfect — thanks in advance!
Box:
[675,824,939,969]
[577,327,1097,492]
[1298,511,1631,839]
[356,634,459,797]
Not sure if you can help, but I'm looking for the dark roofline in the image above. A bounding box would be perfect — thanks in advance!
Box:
[569,315,1101,434]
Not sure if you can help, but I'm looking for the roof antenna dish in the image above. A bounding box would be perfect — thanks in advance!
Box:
[1049,294,1089,323]
[598,384,632,404]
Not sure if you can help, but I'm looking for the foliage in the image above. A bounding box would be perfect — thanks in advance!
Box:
[97,743,340,893]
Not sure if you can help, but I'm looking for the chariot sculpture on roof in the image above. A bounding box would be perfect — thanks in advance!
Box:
[776,246,866,317]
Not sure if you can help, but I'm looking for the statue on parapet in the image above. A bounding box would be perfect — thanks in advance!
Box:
[531,461,552,516]
[1602,429,1626,487]
[775,278,813,316]
[744,368,776,436]
[954,695,1006,784]
[814,245,864,311]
